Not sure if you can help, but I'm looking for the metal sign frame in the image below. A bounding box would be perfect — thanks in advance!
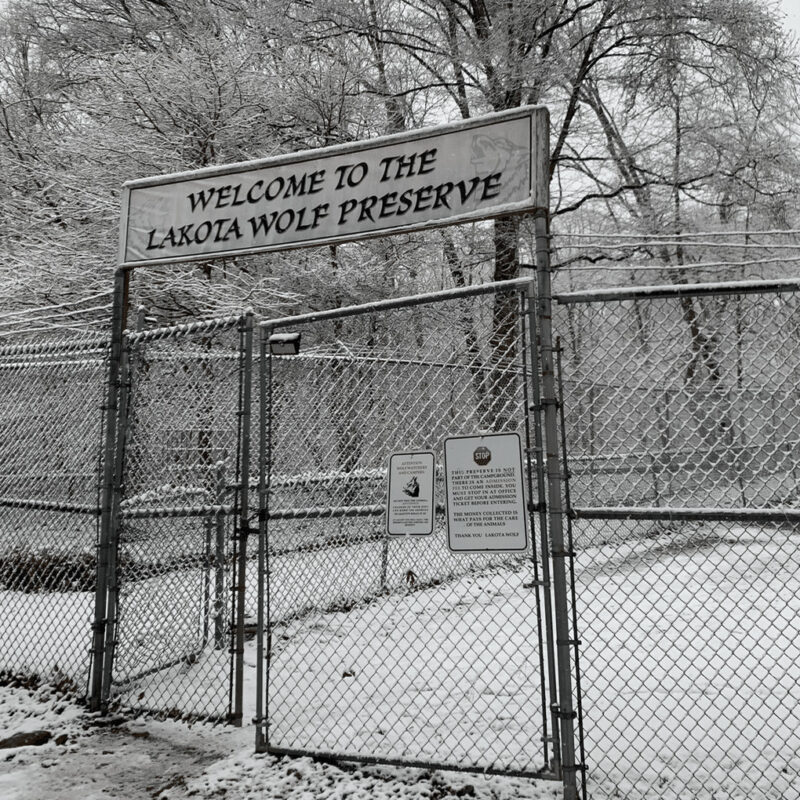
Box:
[118,107,550,267]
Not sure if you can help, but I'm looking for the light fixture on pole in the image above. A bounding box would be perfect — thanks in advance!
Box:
[268,332,301,356]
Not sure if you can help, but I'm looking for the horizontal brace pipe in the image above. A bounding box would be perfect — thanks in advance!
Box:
[270,470,386,488]
[267,503,448,521]
[261,277,534,330]
[266,504,384,520]
[571,506,800,523]
[0,357,107,371]
[110,704,230,726]
[555,278,800,305]
[264,747,557,782]
[120,503,234,519]
[568,442,800,466]
[0,496,99,514]
[127,314,244,344]
[271,350,523,376]
[0,337,107,358]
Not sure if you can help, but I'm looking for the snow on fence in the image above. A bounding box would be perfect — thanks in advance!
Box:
[2,280,800,799]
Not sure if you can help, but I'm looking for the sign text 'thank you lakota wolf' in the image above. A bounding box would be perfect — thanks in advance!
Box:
[119,106,548,266]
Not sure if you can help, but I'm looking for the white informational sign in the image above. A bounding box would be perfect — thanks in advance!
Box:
[119,106,548,267]
[444,432,528,553]
[386,451,435,536]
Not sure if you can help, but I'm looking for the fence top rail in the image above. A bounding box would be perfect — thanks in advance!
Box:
[554,278,800,305]
[259,277,535,331]
[128,312,245,344]
[0,336,108,358]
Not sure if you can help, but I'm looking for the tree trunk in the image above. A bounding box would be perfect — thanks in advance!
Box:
[489,215,521,431]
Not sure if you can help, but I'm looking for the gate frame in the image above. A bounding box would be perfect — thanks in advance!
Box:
[89,291,254,725]
[253,275,581,796]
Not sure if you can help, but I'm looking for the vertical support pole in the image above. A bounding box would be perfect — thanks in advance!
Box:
[90,267,129,712]
[379,534,390,593]
[587,384,596,500]
[256,327,270,752]
[522,279,561,773]
[203,511,212,647]
[535,209,580,800]
[100,326,132,706]
[214,460,227,650]
[101,303,141,698]
[555,338,588,800]
[232,311,254,727]
[660,389,674,502]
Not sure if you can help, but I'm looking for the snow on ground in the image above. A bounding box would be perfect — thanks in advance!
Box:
[4,522,800,798]
[574,523,800,799]
[0,683,560,800]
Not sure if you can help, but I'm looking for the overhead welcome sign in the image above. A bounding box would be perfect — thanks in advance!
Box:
[119,106,548,266]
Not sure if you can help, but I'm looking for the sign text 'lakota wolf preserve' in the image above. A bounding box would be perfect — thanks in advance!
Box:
[119,107,547,266]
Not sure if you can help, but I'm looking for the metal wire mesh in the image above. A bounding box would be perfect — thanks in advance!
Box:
[0,336,108,692]
[259,285,553,776]
[557,289,800,511]
[107,317,245,721]
[556,285,800,798]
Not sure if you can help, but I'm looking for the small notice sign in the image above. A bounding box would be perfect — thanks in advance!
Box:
[444,432,528,552]
[386,451,435,536]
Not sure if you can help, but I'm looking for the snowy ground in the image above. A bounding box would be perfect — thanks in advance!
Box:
[3,522,800,799]
[0,683,561,800]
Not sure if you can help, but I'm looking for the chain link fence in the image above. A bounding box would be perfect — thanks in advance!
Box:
[555,281,800,799]
[256,281,558,778]
[104,315,249,722]
[4,274,800,799]
[0,336,108,693]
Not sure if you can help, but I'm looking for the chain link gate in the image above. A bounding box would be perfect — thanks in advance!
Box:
[96,312,254,723]
[553,279,800,799]
[254,278,581,784]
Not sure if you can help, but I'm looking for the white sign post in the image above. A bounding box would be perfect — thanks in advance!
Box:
[386,451,435,536]
[119,106,548,267]
[444,432,528,553]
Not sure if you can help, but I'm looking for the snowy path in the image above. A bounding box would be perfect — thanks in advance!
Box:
[0,685,560,800]
[4,523,800,798]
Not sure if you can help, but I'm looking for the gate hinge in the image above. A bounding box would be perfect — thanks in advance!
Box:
[554,708,578,720]
[556,638,582,647]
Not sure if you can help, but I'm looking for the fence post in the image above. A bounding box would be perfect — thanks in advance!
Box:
[255,327,270,752]
[523,279,562,774]
[232,311,254,726]
[535,209,580,800]
[214,460,228,650]
[99,327,133,706]
[90,267,129,712]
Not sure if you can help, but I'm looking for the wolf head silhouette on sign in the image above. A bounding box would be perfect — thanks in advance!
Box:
[470,133,531,203]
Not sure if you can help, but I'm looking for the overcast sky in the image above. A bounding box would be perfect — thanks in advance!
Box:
[780,0,800,38]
